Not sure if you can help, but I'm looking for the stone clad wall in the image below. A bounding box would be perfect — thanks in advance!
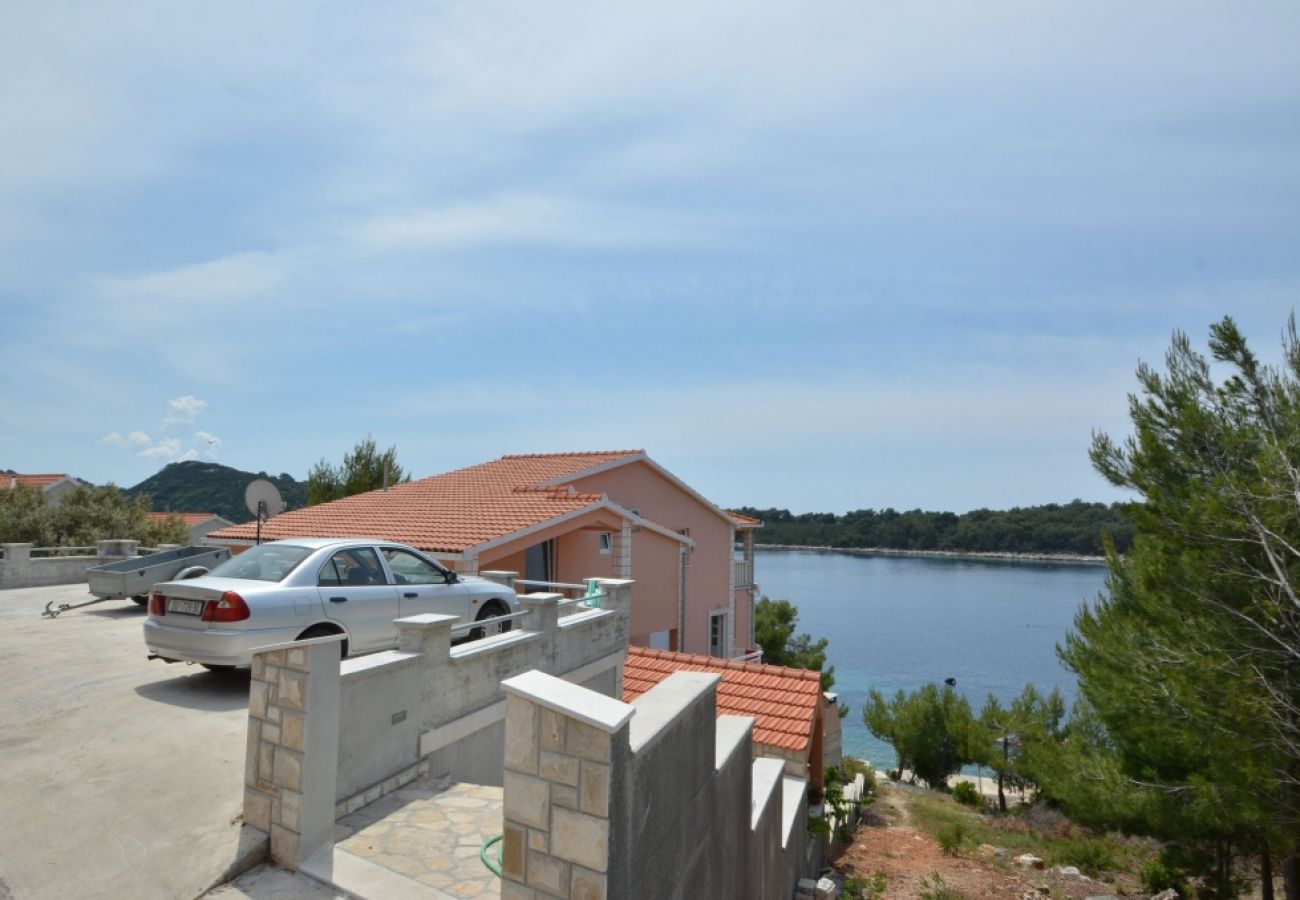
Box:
[501,669,811,900]
[242,636,342,868]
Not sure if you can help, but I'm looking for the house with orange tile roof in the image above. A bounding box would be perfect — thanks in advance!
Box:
[145,511,234,544]
[623,645,836,788]
[207,451,763,658]
[2,472,82,508]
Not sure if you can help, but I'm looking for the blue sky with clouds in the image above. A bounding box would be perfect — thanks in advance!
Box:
[3,2,1298,513]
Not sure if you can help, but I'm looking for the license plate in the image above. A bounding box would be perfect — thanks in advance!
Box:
[167,597,204,616]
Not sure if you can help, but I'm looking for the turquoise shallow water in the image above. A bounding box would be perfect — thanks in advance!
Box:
[753,549,1109,770]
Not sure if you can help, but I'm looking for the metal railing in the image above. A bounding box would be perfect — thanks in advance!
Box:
[447,585,611,638]
[29,546,98,558]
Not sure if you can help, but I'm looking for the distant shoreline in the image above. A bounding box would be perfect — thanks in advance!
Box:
[754,543,1106,565]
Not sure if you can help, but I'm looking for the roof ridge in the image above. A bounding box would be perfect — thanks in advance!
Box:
[500,450,642,460]
[627,645,820,681]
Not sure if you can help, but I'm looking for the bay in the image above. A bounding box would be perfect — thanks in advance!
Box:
[753,548,1109,770]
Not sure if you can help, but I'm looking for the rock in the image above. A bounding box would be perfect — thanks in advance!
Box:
[977,844,999,857]
[796,877,818,900]
[1059,866,1082,877]
[1151,890,1180,900]
[1015,853,1046,870]
[814,876,838,899]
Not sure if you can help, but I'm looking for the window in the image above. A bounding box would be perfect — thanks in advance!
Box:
[381,547,449,585]
[598,532,613,554]
[709,611,727,657]
[318,547,384,587]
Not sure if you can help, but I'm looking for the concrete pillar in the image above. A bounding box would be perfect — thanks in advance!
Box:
[2,543,32,564]
[500,670,633,900]
[243,635,343,870]
[591,579,633,618]
[396,613,455,657]
[481,570,518,590]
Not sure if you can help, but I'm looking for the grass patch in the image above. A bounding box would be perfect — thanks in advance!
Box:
[902,787,1147,880]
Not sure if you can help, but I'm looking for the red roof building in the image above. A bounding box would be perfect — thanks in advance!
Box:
[208,451,763,659]
[2,472,81,508]
[623,645,830,786]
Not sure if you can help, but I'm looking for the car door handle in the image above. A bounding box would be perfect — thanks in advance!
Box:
[404,592,418,599]
[329,596,348,603]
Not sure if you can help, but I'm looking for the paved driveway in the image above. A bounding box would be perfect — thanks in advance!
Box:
[0,584,252,900]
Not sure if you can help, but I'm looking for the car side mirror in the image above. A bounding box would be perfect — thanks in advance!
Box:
[446,571,459,584]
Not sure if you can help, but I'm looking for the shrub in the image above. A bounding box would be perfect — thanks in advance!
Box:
[1140,854,1188,897]
[842,872,888,900]
[1056,838,1118,876]
[952,781,981,807]
[937,821,967,856]
[918,872,963,900]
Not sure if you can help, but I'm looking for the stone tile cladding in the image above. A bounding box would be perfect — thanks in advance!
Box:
[243,646,313,867]
[500,695,620,900]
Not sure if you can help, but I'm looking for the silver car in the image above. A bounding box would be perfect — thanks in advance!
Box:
[144,538,520,669]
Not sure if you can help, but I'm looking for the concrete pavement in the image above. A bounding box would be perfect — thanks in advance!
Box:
[0,583,256,899]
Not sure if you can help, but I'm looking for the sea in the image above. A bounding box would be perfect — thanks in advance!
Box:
[753,548,1110,771]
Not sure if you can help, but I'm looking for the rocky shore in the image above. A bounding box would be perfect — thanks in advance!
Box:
[755,544,1105,565]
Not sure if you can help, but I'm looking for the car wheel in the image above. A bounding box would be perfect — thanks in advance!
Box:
[200,663,236,672]
[469,601,512,641]
[297,624,349,659]
[131,595,148,606]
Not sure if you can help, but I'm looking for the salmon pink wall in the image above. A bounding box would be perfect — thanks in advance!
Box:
[571,460,736,656]
[626,529,681,646]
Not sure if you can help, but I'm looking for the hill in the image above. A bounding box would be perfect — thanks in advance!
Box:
[125,461,307,524]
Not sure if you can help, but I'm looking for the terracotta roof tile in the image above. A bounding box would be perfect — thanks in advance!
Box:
[623,646,820,755]
[4,473,71,490]
[727,511,763,527]
[146,512,225,526]
[207,451,642,553]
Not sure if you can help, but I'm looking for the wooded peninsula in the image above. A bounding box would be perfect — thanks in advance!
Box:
[734,500,1134,557]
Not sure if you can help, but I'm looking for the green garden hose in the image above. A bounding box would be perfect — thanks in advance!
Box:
[480,833,504,877]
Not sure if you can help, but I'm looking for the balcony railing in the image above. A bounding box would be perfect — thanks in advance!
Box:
[733,559,754,587]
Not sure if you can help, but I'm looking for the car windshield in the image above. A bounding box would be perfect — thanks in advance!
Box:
[206,544,313,582]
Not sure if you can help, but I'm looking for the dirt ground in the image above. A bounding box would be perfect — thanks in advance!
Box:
[830,783,1130,900]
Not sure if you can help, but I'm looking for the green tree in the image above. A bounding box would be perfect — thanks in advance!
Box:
[864,682,978,790]
[754,596,836,692]
[307,436,410,505]
[53,484,189,546]
[975,684,1065,812]
[1055,316,1300,899]
[0,484,56,545]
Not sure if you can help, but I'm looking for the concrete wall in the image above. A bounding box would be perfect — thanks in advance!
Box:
[242,579,634,871]
[0,540,139,589]
[500,669,812,900]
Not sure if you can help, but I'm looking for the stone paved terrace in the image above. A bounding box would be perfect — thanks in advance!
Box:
[332,776,503,898]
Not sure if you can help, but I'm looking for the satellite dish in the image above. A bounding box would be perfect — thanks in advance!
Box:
[245,479,285,518]
[245,479,284,545]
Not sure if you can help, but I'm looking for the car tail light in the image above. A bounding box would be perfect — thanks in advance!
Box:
[149,592,166,616]
[202,591,250,623]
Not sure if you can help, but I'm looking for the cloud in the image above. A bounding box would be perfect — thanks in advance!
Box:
[352,194,725,252]
[100,430,152,449]
[178,448,200,462]
[138,438,181,460]
[195,431,222,459]
[164,395,207,425]
[91,253,295,306]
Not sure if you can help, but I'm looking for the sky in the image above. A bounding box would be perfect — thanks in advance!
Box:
[2,2,1298,514]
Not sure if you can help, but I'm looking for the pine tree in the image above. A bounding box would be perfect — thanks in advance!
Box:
[1057,315,1300,899]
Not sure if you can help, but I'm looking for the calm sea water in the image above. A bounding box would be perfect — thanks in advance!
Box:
[754,549,1109,770]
